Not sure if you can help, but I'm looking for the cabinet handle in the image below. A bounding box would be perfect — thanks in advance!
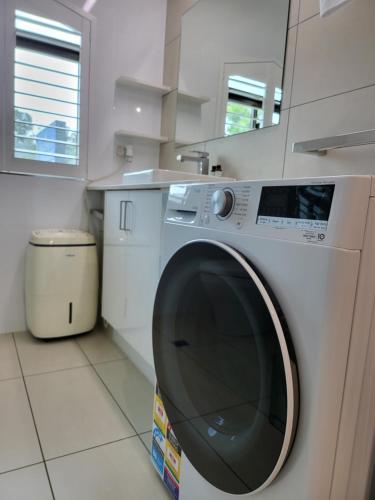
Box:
[124,201,133,231]
[119,201,133,231]
[119,201,127,230]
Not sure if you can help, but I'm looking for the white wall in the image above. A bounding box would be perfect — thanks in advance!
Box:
[160,0,375,181]
[80,0,167,180]
[0,0,167,333]
[0,175,87,333]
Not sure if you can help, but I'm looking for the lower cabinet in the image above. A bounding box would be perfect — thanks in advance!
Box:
[102,189,164,368]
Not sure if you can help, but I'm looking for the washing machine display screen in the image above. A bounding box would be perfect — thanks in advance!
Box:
[257,184,335,230]
[153,241,299,495]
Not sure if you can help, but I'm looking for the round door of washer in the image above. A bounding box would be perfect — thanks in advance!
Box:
[153,240,299,496]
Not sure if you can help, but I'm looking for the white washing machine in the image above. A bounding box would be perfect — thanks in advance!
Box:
[151,176,375,500]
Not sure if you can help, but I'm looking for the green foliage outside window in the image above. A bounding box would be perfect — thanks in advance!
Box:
[14,109,36,159]
[225,101,263,136]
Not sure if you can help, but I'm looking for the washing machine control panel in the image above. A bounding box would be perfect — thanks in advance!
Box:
[166,176,370,249]
[204,183,251,228]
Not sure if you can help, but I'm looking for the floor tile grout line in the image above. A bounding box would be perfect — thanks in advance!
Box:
[23,362,91,380]
[0,461,44,476]
[18,334,150,439]
[80,341,156,454]
[42,462,55,500]
[138,432,152,454]
[13,333,124,378]
[7,331,153,491]
[138,430,152,437]
[139,440,151,454]
[87,360,154,454]
[298,11,319,26]
[0,374,24,384]
[74,339,140,437]
[11,333,56,500]
[87,355,127,368]
[92,364,154,438]
[164,33,180,47]
[46,434,140,463]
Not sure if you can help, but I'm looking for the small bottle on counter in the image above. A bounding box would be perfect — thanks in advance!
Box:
[215,165,223,177]
[210,165,217,176]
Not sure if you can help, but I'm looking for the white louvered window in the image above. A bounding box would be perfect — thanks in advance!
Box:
[14,10,82,166]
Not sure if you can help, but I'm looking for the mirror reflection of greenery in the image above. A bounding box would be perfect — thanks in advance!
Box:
[225,101,264,136]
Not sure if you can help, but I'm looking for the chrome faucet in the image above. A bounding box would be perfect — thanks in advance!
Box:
[176,151,209,175]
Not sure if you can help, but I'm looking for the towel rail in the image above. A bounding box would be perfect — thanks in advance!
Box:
[292,129,375,156]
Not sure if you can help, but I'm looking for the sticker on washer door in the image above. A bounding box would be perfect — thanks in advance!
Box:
[151,431,165,477]
[164,465,180,500]
[165,427,181,480]
[151,385,182,500]
[153,386,168,436]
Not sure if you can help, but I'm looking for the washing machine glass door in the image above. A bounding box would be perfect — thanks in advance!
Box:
[153,240,299,495]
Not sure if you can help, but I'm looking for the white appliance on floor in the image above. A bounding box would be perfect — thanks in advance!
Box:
[151,176,375,500]
[26,229,98,338]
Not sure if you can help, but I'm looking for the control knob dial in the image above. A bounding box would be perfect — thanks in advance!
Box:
[211,189,235,219]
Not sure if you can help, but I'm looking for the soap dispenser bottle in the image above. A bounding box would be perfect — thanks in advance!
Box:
[215,165,223,177]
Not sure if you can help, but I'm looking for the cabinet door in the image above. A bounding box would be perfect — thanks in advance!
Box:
[104,190,162,246]
[102,189,163,364]
[104,191,131,245]
[102,245,125,330]
[123,190,163,246]
[102,245,159,332]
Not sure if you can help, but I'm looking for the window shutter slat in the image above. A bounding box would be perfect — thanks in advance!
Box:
[14,10,81,167]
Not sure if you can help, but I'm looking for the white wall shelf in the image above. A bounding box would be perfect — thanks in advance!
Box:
[178,90,210,104]
[115,130,169,144]
[175,138,194,147]
[161,90,208,148]
[293,129,375,156]
[116,76,171,96]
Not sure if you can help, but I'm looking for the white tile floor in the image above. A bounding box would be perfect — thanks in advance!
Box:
[0,328,169,500]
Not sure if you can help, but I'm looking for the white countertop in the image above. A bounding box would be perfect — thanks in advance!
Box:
[87,169,234,191]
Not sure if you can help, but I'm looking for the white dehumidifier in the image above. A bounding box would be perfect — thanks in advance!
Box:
[25,229,98,338]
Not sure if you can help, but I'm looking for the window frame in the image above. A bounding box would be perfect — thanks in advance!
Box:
[2,0,92,179]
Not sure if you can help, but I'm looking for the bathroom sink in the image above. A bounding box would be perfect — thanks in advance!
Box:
[87,169,233,191]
